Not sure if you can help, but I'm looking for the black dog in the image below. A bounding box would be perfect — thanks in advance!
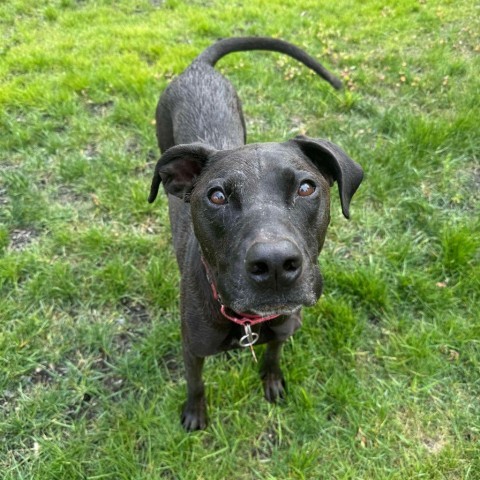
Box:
[148,37,363,431]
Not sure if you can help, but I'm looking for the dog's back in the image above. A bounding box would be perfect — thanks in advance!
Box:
[156,63,246,152]
[154,37,342,153]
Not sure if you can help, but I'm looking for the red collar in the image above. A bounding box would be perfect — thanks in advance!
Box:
[201,257,280,326]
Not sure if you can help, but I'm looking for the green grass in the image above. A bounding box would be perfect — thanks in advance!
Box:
[1,0,479,478]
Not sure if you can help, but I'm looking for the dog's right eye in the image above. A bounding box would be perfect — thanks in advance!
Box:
[208,189,227,205]
[298,181,316,197]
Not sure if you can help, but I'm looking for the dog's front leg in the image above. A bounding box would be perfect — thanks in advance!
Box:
[181,345,207,431]
[261,339,287,403]
[261,312,302,402]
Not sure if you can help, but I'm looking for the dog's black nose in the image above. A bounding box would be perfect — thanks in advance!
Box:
[245,240,303,289]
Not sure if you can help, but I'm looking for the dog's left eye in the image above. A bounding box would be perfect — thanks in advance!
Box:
[298,181,316,197]
[208,188,227,205]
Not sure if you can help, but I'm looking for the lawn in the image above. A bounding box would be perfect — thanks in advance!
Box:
[1,0,479,478]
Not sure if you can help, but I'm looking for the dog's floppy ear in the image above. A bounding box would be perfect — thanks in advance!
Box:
[290,135,364,219]
[148,143,217,203]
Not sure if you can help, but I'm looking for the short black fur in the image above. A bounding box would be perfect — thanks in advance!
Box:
[148,37,363,431]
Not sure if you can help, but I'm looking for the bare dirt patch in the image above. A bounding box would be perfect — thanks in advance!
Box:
[9,228,38,251]
[120,297,150,325]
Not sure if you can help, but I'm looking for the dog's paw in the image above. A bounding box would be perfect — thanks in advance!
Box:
[181,399,208,431]
[261,371,287,403]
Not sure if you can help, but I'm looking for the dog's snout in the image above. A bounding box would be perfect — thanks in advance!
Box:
[245,240,303,288]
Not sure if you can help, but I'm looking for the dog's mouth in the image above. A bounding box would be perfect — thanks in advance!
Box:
[202,255,320,320]
[221,283,319,319]
[225,302,301,319]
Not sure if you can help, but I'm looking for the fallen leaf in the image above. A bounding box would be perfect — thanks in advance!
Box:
[356,428,368,448]
[91,194,101,206]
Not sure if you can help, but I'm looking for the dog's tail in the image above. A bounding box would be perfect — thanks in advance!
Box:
[194,37,342,90]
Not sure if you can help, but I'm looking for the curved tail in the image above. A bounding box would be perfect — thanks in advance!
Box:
[194,37,342,90]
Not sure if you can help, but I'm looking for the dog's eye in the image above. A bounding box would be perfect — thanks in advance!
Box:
[298,181,316,197]
[208,188,227,205]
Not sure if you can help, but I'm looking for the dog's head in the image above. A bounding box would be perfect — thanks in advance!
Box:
[149,136,363,316]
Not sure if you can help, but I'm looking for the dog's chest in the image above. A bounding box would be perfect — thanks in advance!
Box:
[220,324,276,352]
